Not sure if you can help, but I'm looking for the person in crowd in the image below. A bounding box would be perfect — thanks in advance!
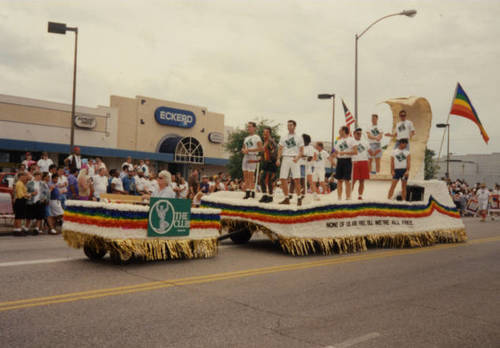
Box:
[87,159,96,177]
[135,169,148,195]
[145,170,175,198]
[48,164,57,179]
[66,146,82,171]
[334,126,357,201]
[351,128,370,200]
[56,167,68,207]
[26,171,44,235]
[95,157,106,171]
[276,120,304,206]
[146,172,159,194]
[313,142,330,196]
[241,121,263,199]
[12,172,32,236]
[40,172,51,233]
[47,174,64,235]
[92,167,108,201]
[200,175,210,195]
[139,160,149,178]
[122,168,137,195]
[177,176,188,198]
[22,152,36,169]
[386,110,416,149]
[110,169,127,194]
[366,114,384,174]
[14,163,26,185]
[119,164,129,179]
[66,168,79,199]
[77,167,92,200]
[476,183,491,222]
[122,156,134,172]
[388,138,411,200]
[188,169,199,199]
[37,152,53,173]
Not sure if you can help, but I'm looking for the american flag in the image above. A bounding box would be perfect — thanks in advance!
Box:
[342,99,356,130]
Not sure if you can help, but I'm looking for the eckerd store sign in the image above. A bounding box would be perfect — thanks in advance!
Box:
[155,106,196,128]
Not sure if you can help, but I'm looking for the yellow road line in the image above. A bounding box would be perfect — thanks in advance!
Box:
[1,236,499,313]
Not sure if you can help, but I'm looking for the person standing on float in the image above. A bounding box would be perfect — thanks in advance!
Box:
[276,120,304,206]
[241,122,263,199]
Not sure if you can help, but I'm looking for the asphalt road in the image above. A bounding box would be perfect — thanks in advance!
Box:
[0,218,499,348]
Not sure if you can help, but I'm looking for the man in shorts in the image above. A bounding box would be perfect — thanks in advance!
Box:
[388,138,411,200]
[476,183,490,222]
[259,127,278,203]
[386,110,416,149]
[241,122,263,199]
[366,114,384,173]
[313,142,330,197]
[352,128,370,200]
[334,126,357,200]
[276,120,304,206]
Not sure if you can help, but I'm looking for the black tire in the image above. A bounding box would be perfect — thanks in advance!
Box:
[83,243,107,260]
[229,228,252,244]
[109,249,133,265]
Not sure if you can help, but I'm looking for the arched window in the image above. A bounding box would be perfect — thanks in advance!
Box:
[174,137,204,164]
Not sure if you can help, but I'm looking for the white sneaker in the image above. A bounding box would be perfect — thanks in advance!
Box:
[49,229,58,235]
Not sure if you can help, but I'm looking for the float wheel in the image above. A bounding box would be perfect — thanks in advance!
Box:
[83,243,107,260]
[109,249,133,264]
[229,228,252,244]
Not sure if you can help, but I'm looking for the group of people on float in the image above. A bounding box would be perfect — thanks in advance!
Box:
[240,109,416,206]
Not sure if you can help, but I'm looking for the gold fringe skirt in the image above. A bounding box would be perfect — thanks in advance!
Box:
[63,229,218,261]
[221,219,467,257]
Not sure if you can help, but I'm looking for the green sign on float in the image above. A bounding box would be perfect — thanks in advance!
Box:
[147,198,191,237]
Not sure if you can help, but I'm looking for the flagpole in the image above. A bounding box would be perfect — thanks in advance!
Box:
[331,95,336,148]
[437,83,458,161]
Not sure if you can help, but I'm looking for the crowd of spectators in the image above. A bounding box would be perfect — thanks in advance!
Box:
[445,178,499,218]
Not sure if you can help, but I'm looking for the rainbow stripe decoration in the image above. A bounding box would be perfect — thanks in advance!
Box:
[201,195,460,225]
[450,82,489,144]
[64,205,221,232]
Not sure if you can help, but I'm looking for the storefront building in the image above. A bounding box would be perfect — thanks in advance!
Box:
[0,93,228,176]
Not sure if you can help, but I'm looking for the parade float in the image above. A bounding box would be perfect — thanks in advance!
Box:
[201,97,466,256]
[62,198,221,263]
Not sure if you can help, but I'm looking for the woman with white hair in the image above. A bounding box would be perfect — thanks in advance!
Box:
[150,170,175,198]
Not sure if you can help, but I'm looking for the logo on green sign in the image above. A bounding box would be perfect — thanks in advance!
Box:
[148,198,191,237]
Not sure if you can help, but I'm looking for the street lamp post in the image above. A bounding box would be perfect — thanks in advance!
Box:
[354,9,417,125]
[436,123,450,177]
[318,93,336,150]
[48,21,79,153]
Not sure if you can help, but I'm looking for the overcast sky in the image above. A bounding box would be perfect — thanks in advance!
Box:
[1,0,498,156]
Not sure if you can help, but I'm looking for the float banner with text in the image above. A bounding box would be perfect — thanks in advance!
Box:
[148,198,191,237]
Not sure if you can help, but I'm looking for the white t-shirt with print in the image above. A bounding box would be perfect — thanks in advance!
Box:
[37,158,53,173]
[315,150,330,170]
[392,148,410,169]
[368,124,383,145]
[243,134,262,152]
[279,133,304,157]
[334,137,356,159]
[352,139,369,162]
[396,120,415,140]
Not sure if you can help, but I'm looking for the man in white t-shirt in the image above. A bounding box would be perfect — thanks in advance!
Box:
[122,156,134,172]
[313,142,329,195]
[92,167,108,200]
[334,126,357,200]
[135,170,148,195]
[65,147,82,171]
[302,134,319,200]
[388,138,411,200]
[366,114,384,173]
[110,170,126,194]
[276,120,304,205]
[241,122,263,199]
[476,183,490,222]
[386,110,416,149]
[37,152,53,173]
[352,128,370,200]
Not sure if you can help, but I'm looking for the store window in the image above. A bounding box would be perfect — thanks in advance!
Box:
[174,137,203,164]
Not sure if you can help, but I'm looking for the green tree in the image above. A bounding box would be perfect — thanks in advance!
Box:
[424,148,440,180]
[224,120,281,179]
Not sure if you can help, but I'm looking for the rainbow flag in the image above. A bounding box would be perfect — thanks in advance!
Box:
[450,82,489,144]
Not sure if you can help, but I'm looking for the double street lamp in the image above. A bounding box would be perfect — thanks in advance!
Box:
[48,22,79,153]
[436,123,450,177]
[318,93,336,150]
[354,9,417,124]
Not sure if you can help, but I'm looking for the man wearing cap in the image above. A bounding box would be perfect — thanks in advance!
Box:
[66,147,82,171]
[352,128,370,200]
[386,110,416,149]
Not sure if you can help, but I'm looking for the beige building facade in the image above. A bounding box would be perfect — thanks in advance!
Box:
[0,93,227,176]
